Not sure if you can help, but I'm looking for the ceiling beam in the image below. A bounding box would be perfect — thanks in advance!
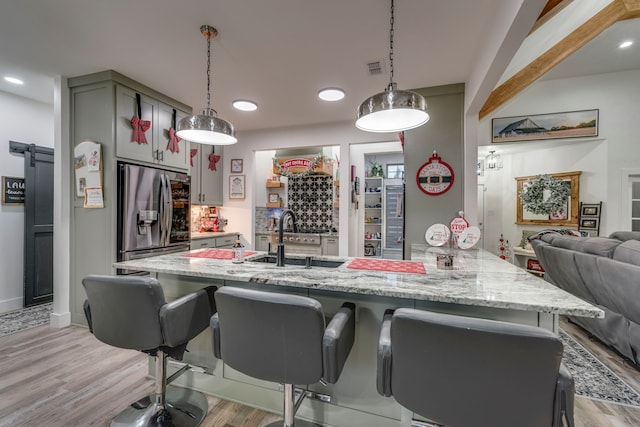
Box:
[479,0,632,120]
[621,0,640,19]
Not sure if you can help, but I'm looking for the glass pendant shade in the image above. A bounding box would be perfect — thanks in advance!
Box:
[485,150,502,170]
[356,83,429,132]
[177,108,237,145]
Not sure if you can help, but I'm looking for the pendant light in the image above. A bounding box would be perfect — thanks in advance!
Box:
[485,150,503,170]
[177,25,237,145]
[356,0,429,133]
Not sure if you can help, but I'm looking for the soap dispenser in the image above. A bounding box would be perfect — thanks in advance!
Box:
[232,234,245,264]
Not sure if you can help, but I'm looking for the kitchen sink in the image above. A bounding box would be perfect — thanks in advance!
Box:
[249,255,345,268]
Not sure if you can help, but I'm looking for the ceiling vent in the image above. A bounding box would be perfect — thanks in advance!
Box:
[366,60,386,76]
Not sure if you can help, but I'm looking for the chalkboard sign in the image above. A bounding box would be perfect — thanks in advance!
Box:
[2,176,25,205]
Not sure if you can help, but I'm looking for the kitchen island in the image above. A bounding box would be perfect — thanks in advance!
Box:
[113,246,602,427]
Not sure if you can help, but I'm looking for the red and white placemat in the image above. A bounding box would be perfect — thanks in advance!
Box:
[347,258,426,274]
[183,249,257,260]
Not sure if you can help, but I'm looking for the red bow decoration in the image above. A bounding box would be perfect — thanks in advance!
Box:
[131,116,151,144]
[190,148,198,167]
[398,131,405,152]
[167,128,181,153]
[208,151,221,171]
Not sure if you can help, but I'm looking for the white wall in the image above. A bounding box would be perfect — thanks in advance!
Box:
[0,91,54,313]
[478,69,640,254]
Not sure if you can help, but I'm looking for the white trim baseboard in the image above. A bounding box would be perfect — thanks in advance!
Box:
[0,297,24,314]
[50,311,71,328]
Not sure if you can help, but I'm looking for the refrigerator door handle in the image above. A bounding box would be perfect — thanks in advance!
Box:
[159,174,167,246]
[166,173,174,246]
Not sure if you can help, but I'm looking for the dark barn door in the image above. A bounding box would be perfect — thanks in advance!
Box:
[10,141,54,306]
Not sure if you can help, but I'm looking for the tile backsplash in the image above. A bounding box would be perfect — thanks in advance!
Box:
[254,175,339,232]
[288,175,333,230]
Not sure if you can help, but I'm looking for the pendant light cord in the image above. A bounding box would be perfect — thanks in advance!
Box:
[206,28,212,112]
[389,0,395,86]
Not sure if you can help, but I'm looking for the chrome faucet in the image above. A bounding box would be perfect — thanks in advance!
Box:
[277,209,298,267]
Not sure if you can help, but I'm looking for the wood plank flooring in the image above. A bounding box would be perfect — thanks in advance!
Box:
[1,318,640,426]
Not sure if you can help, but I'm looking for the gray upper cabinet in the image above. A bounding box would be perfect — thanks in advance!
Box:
[115,84,190,170]
[190,142,223,206]
[67,70,192,326]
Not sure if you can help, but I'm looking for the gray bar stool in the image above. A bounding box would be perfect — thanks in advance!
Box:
[377,308,575,427]
[82,274,217,427]
[210,286,356,427]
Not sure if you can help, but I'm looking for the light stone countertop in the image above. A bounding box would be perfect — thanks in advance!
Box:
[113,244,603,319]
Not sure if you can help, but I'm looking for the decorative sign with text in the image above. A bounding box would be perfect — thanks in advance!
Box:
[416,151,455,195]
[2,176,25,205]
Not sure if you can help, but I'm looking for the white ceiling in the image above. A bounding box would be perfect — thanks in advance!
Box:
[0,0,518,132]
[0,1,637,133]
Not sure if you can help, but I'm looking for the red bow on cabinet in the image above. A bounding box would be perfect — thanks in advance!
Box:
[209,151,221,171]
[167,109,181,153]
[190,148,198,167]
[167,128,181,153]
[131,116,151,144]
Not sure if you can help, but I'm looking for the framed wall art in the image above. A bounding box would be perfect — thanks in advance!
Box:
[492,109,598,143]
[516,171,581,226]
[230,158,243,173]
[578,201,602,236]
[229,175,246,199]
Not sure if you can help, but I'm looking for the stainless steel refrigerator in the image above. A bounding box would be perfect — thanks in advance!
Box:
[117,162,190,274]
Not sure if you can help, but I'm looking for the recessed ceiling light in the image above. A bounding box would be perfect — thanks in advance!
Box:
[318,88,345,102]
[619,40,633,48]
[4,76,24,85]
[232,100,258,111]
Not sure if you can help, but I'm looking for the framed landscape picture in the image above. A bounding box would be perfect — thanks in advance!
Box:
[492,109,598,143]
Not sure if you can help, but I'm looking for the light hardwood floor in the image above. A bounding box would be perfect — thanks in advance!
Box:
[1,319,640,426]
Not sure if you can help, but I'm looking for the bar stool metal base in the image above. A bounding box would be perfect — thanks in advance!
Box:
[110,388,208,427]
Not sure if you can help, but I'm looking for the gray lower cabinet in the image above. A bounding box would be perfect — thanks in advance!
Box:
[255,234,274,252]
[190,142,223,206]
[115,84,190,170]
[322,236,339,256]
[67,70,192,326]
[191,235,238,250]
[215,235,236,249]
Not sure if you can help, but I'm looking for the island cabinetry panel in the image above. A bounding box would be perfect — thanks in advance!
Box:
[115,84,190,170]
[190,142,223,206]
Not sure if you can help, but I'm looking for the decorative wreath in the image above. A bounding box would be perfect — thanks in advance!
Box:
[272,154,330,178]
[520,174,570,215]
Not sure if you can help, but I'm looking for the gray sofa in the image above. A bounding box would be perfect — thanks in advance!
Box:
[531,231,640,365]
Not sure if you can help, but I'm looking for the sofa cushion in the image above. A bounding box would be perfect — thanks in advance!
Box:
[581,237,621,258]
[551,236,585,251]
[595,258,640,326]
[609,231,640,242]
[613,240,640,265]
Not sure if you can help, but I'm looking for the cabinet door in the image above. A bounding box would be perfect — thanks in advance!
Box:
[322,237,339,256]
[157,103,189,170]
[190,142,203,204]
[191,237,216,249]
[215,235,235,248]
[200,145,223,206]
[115,85,156,163]
[255,235,271,251]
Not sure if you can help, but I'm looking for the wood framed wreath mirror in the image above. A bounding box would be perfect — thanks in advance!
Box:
[516,171,581,226]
